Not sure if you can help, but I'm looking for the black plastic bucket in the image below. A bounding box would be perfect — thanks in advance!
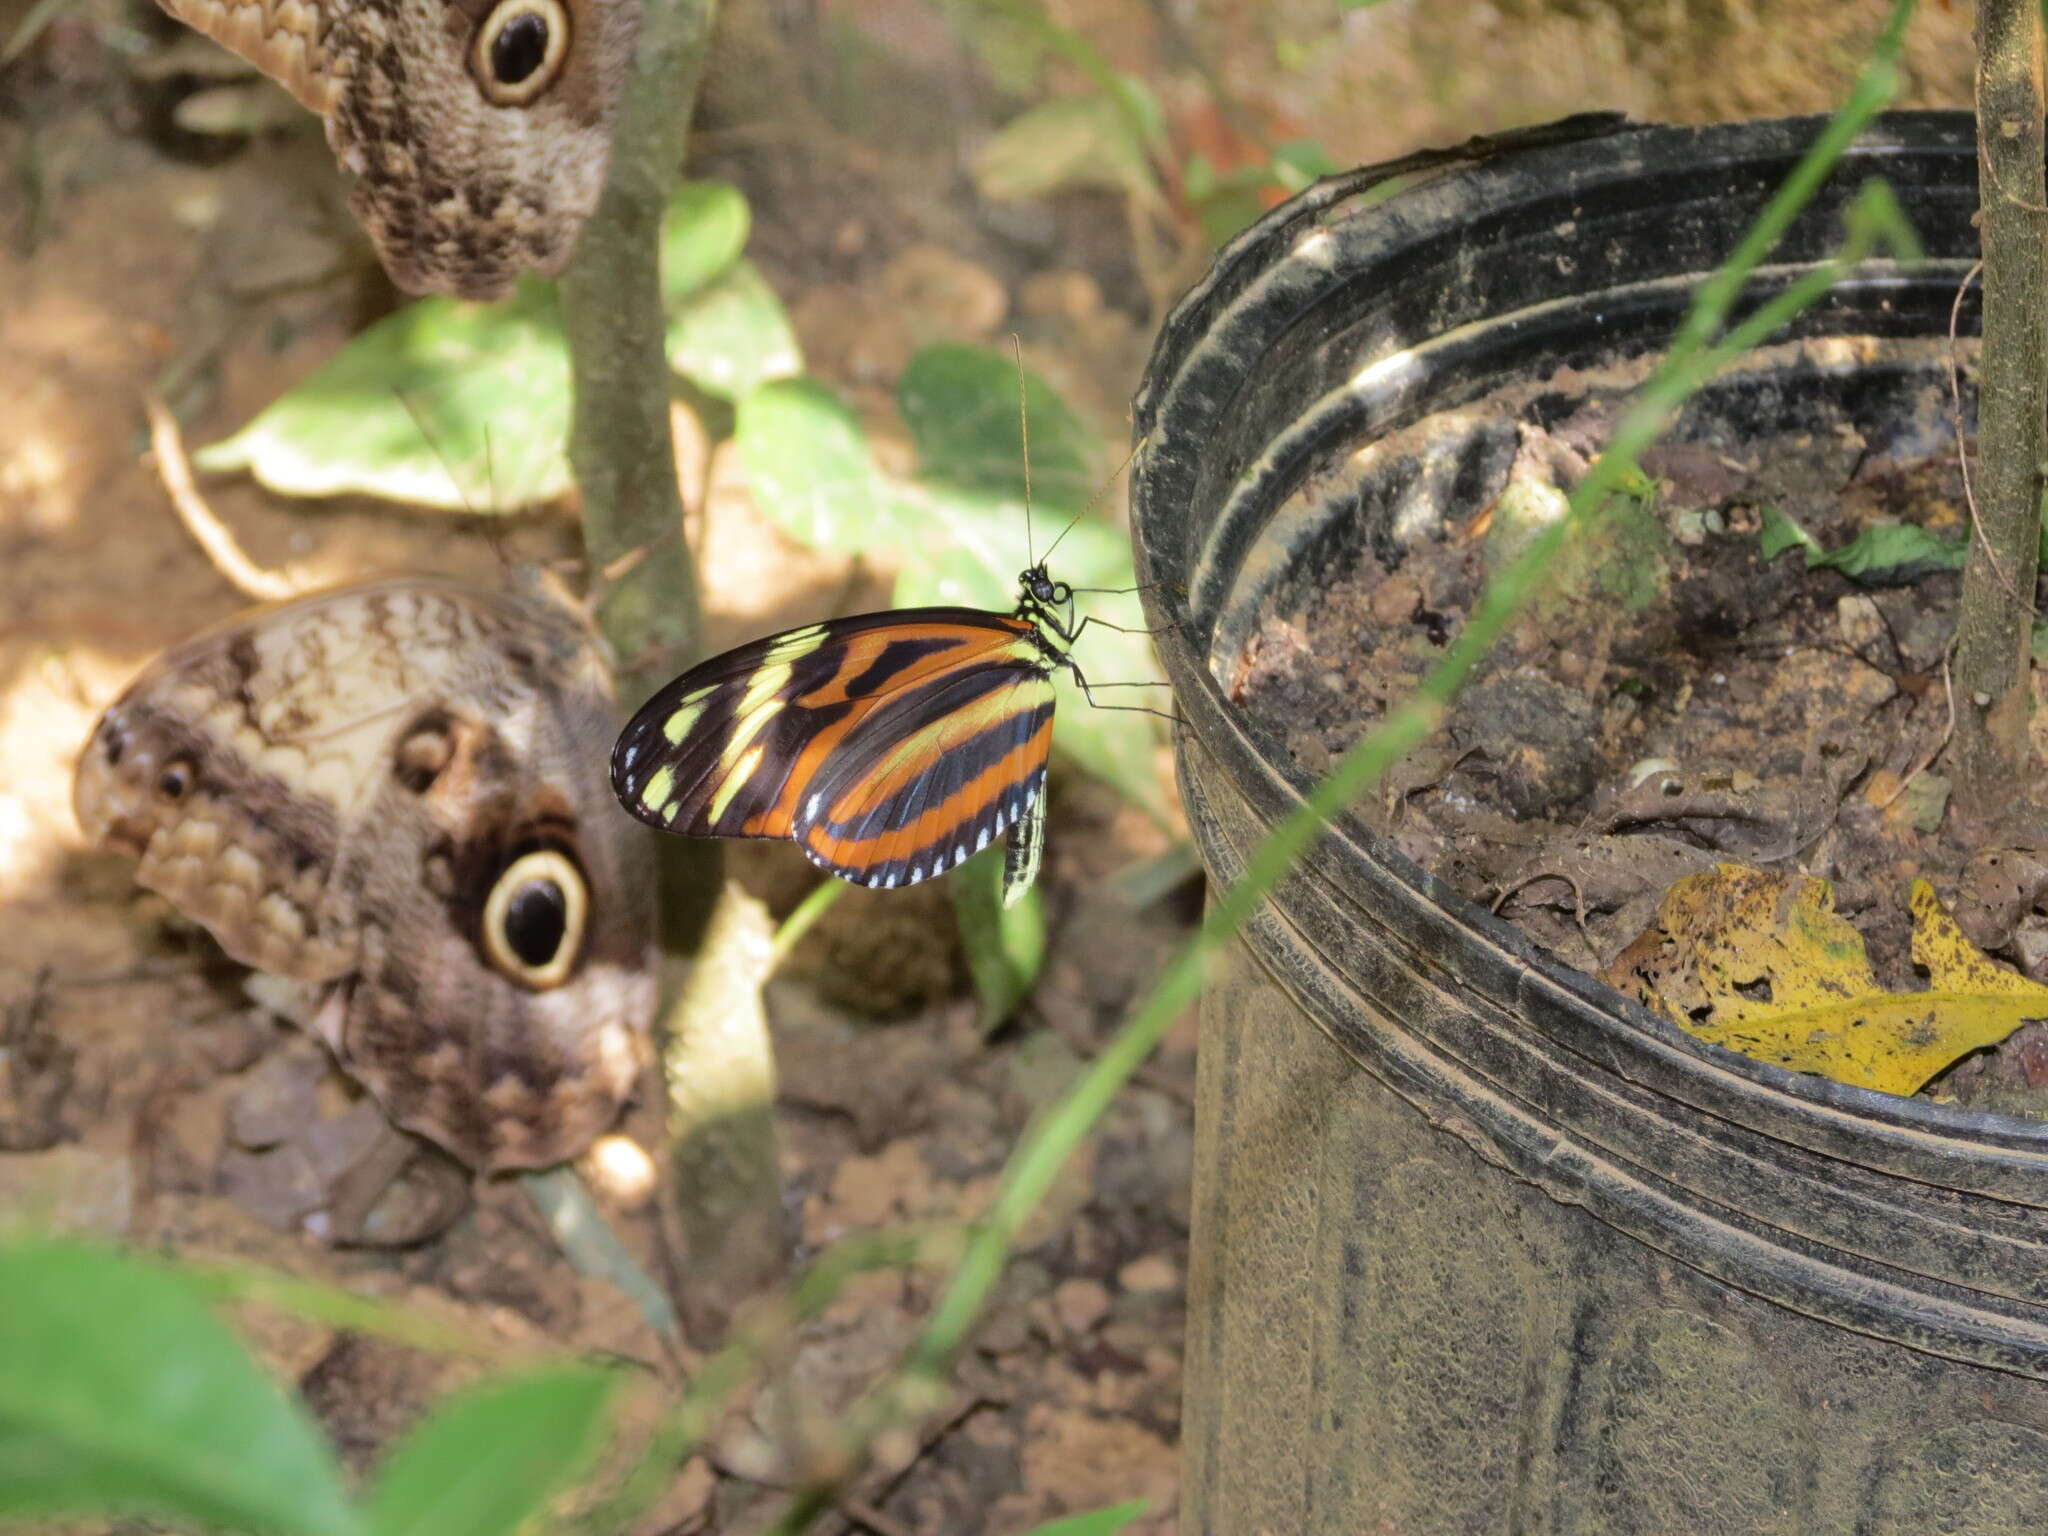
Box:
[1129,113,2048,1534]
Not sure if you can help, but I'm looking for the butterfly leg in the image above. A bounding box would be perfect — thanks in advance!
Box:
[1063,656,1182,725]
[1047,612,1182,646]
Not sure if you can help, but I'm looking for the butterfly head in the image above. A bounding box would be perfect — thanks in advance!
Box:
[1017,565,1072,611]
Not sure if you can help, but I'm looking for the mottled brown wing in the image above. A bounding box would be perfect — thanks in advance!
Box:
[155,0,640,298]
[73,574,657,1171]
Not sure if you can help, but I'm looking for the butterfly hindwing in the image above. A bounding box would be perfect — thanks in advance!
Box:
[611,608,1056,883]
[796,660,1055,888]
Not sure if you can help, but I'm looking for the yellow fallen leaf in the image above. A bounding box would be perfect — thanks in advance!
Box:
[1601,865,2048,1096]
[1911,878,2043,994]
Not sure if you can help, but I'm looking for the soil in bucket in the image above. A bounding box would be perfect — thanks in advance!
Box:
[1228,329,2048,1117]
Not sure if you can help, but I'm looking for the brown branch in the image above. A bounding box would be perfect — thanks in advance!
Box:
[144,395,302,603]
[1956,0,2048,819]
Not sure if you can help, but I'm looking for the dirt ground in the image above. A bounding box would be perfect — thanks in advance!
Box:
[0,2,1982,1532]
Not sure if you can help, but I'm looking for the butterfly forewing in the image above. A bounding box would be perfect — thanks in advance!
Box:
[611,608,1058,891]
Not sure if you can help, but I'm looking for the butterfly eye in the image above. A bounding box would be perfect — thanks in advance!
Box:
[156,756,196,801]
[472,0,570,106]
[481,847,588,989]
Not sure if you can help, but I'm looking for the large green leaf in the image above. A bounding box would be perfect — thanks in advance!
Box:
[735,377,904,549]
[971,93,1161,208]
[898,344,1101,508]
[659,180,751,305]
[196,281,572,512]
[891,484,1167,820]
[0,1238,361,1536]
[1016,1501,1151,1536]
[667,259,804,402]
[196,180,764,511]
[364,1367,616,1536]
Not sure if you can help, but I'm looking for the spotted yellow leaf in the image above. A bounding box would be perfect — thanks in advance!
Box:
[1601,864,2048,1097]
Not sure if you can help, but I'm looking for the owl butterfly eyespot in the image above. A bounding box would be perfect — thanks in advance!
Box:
[474,0,570,104]
[73,575,659,1172]
[481,846,588,986]
[152,0,642,298]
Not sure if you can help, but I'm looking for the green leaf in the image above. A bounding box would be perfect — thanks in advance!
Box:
[971,93,1162,207]
[0,1237,362,1536]
[197,282,571,512]
[1191,183,1273,247]
[365,1366,616,1536]
[735,378,902,549]
[1106,71,1166,150]
[891,486,1168,820]
[898,343,1100,508]
[1757,504,1966,580]
[1269,138,1338,193]
[743,348,1166,819]
[1757,503,1818,561]
[659,180,751,305]
[1825,523,1966,578]
[951,845,1048,1032]
[1017,1500,1151,1536]
[666,259,804,402]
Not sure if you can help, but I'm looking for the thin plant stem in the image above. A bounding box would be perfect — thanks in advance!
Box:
[578,7,1924,1529]
[555,0,782,1342]
[772,880,848,966]
[759,8,1922,1527]
[559,0,718,694]
[576,1228,957,1535]
[1955,0,2048,812]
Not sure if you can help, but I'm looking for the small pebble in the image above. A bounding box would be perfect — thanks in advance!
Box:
[1836,594,1886,656]
[1053,1277,1111,1335]
[1018,268,1103,321]
[1118,1254,1180,1293]
[1369,573,1421,626]
[1628,756,1679,789]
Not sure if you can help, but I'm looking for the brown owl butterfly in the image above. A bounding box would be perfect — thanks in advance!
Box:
[158,0,641,297]
[73,574,658,1171]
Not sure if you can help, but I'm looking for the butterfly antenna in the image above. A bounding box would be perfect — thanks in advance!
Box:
[1013,334,1035,568]
[1041,430,1149,567]
[395,387,479,515]
[479,424,514,575]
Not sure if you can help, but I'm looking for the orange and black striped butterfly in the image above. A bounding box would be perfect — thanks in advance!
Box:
[611,564,1120,906]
